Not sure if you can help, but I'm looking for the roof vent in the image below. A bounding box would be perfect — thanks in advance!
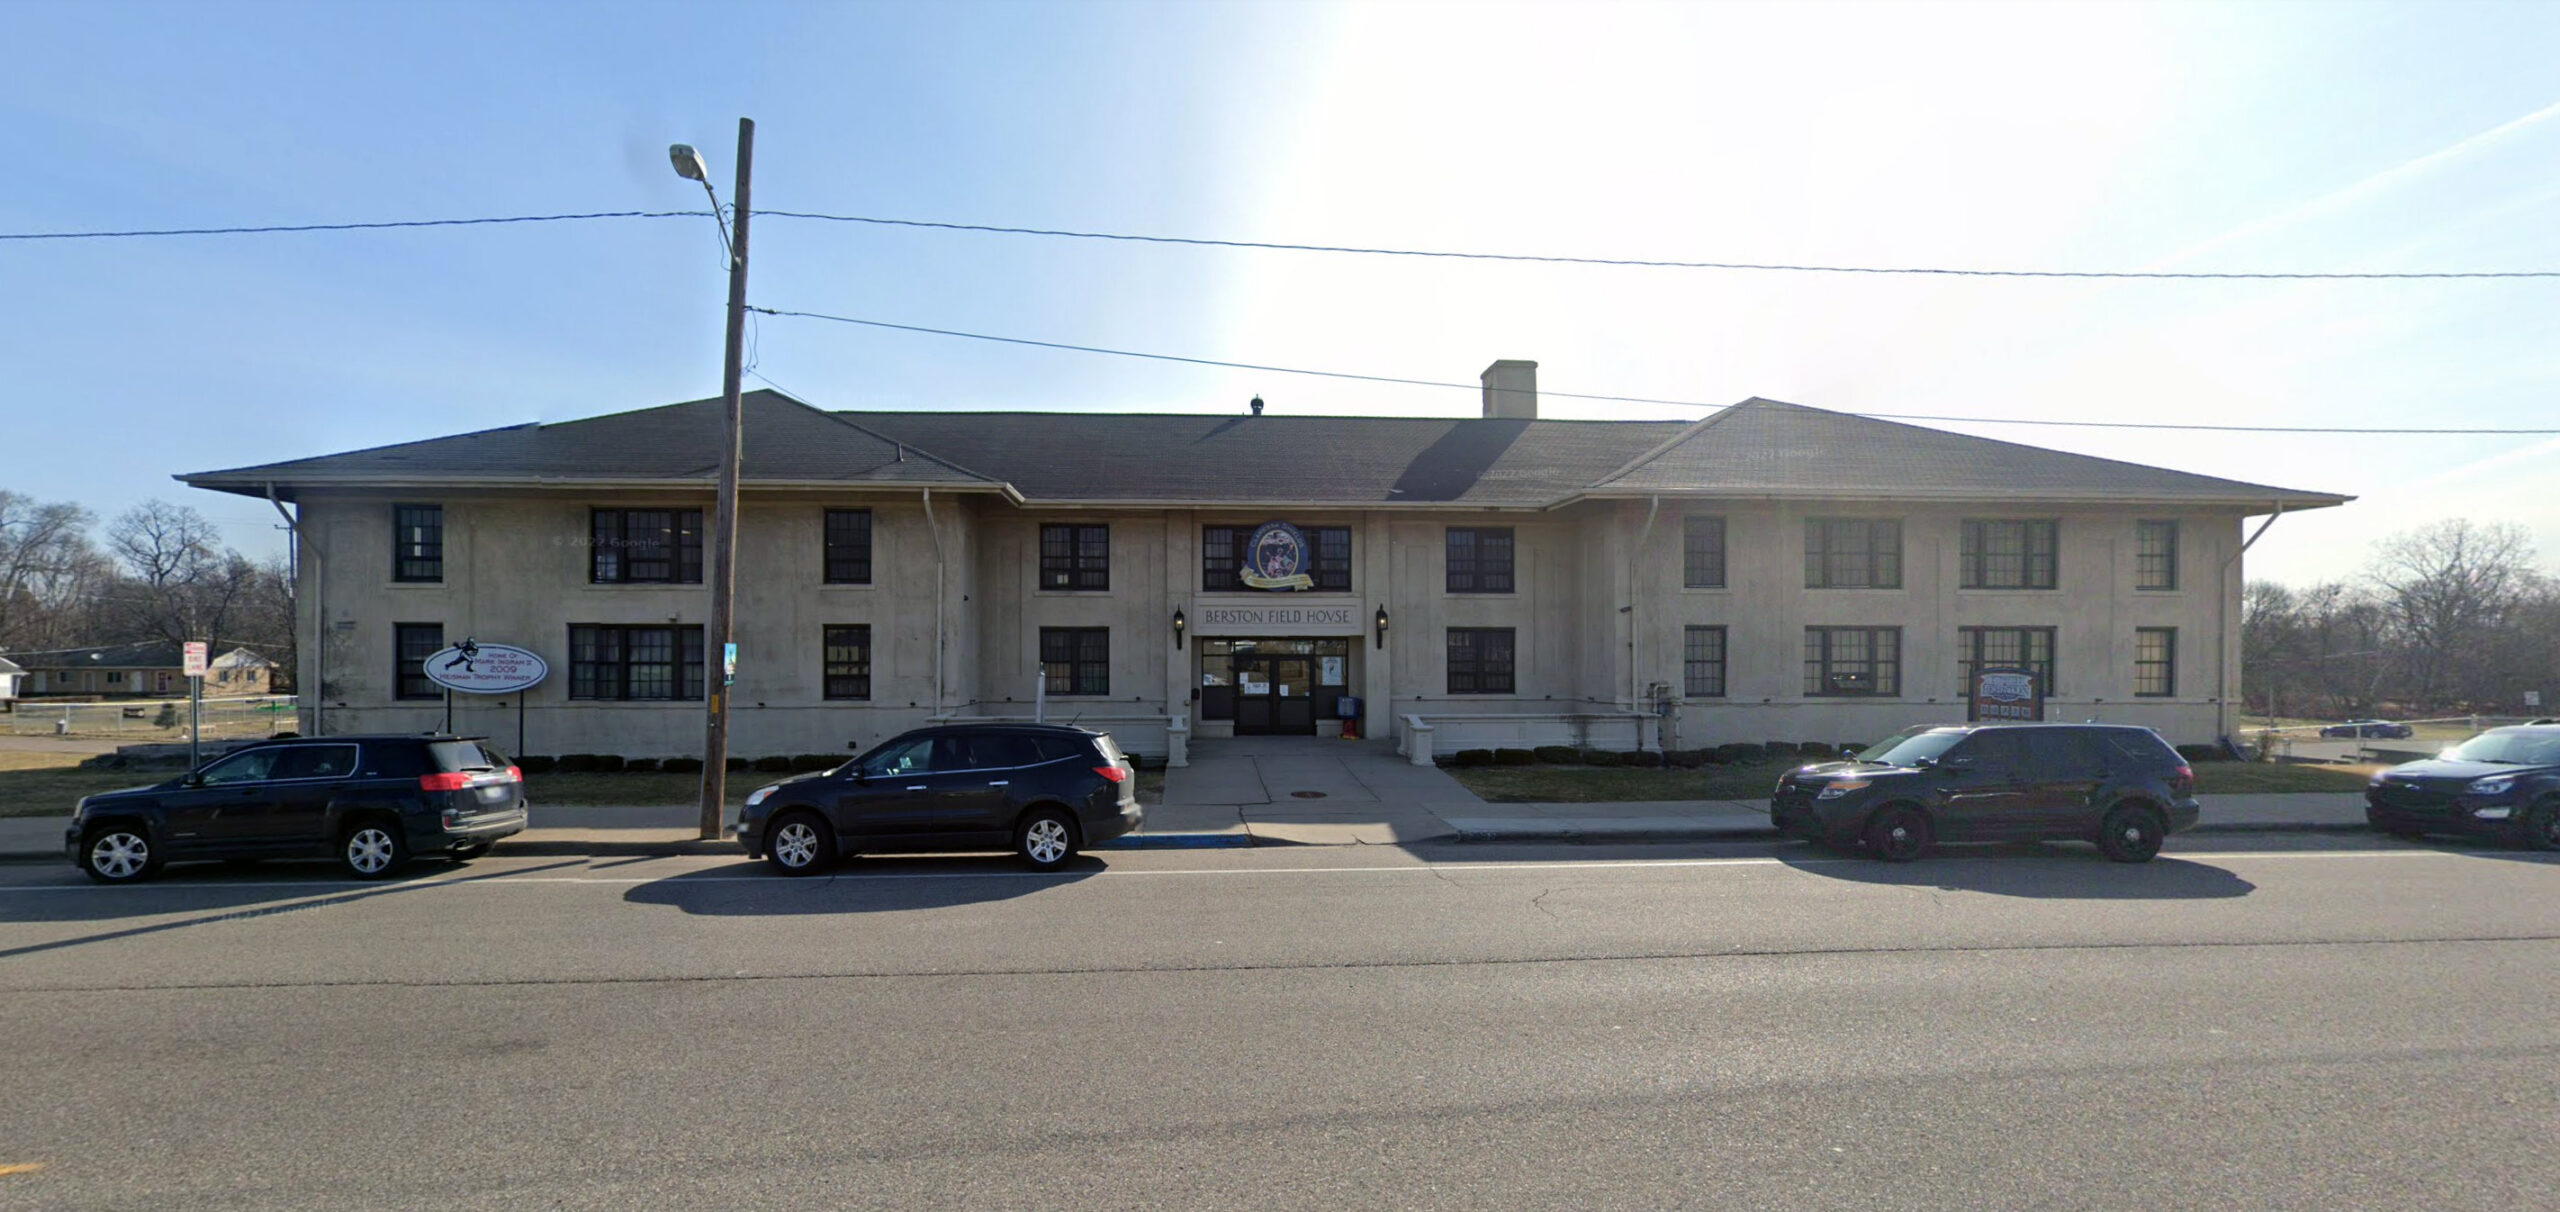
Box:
[1481,360,1537,419]
[1249,395,1265,416]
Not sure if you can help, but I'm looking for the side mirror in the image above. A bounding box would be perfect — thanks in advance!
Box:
[1909,756,1935,769]
[182,772,206,788]
[852,768,870,784]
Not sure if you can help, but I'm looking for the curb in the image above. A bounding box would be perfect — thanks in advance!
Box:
[1453,825,1777,843]
[1095,833,1257,850]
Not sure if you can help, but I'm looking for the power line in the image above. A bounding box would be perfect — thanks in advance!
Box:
[0,210,709,242]
[750,305,2560,435]
[758,210,2560,281]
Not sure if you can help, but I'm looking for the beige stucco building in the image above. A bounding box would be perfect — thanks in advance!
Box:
[180,366,2346,762]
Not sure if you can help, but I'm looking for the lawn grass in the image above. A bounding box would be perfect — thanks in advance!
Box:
[1449,756,2378,804]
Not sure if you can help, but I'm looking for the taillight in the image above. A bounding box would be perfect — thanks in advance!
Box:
[419,772,472,792]
[1094,765,1128,783]
[504,766,522,783]
[2172,764,2194,788]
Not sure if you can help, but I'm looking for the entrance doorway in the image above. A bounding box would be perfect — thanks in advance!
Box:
[1234,655,1315,735]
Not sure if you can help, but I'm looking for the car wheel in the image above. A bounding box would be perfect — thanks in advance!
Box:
[339,820,409,880]
[450,841,492,863]
[1016,808,1079,872]
[1862,806,1929,863]
[2097,804,2166,863]
[2523,799,2560,853]
[764,811,835,877]
[82,825,161,884]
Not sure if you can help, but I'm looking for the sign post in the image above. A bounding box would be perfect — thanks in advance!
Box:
[182,641,209,770]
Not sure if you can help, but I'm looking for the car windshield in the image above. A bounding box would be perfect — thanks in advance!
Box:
[1854,727,1968,766]
[2442,730,2560,766]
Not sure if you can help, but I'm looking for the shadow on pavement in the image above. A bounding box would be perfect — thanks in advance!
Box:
[0,859,588,957]
[624,853,1100,915]
[1777,841,2256,899]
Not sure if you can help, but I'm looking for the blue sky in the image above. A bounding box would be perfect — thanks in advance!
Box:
[5,0,2557,584]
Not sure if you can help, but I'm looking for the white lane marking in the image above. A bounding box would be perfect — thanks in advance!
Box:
[0,847,2519,893]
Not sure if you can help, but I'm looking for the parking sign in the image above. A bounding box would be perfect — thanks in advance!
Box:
[182,641,209,678]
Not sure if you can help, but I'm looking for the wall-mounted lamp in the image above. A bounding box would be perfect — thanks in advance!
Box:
[1172,608,1186,650]
[1374,605,1390,650]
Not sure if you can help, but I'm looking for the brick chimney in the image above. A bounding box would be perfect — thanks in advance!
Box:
[1481,360,1537,419]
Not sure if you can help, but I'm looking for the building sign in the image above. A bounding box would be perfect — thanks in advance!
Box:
[1968,666,2044,722]
[1241,520,1315,591]
[1319,656,1346,687]
[424,639,550,695]
[1196,605,1362,635]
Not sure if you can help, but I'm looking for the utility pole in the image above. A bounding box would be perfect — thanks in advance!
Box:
[674,118,754,841]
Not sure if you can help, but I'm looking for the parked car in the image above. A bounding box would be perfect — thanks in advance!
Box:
[2320,719,2415,739]
[1769,723,2199,862]
[2364,723,2560,849]
[67,735,528,883]
[737,723,1143,874]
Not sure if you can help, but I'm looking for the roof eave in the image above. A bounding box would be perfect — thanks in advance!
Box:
[1551,488,2355,510]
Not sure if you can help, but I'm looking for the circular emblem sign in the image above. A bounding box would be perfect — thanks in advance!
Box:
[423,640,549,695]
[1243,521,1314,591]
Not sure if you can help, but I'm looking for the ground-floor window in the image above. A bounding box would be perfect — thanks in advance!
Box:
[395,623,444,700]
[1805,626,1900,696]
[569,624,705,700]
[2136,627,2176,696]
[1446,628,1516,695]
[1956,625,2056,696]
[1040,627,1110,696]
[823,625,871,700]
[1683,626,1727,697]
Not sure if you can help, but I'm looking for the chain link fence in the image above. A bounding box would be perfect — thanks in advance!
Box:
[0,696,298,740]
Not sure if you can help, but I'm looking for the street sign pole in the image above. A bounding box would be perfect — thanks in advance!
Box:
[183,640,210,770]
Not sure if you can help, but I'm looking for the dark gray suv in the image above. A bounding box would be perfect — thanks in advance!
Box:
[1771,723,2200,862]
[67,735,528,883]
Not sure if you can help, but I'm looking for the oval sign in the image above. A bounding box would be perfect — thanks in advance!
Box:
[423,641,548,694]
[1242,520,1314,591]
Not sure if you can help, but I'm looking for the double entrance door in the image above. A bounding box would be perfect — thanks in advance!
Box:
[1233,655,1316,735]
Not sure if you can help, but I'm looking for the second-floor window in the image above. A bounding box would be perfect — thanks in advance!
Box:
[1961,519,2059,589]
[1040,525,1110,591]
[395,622,444,700]
[1202,525,1353,591]
[1683,516,1726,588]
[393,504,442,582]
[2137,520,2179,590]
[824,509,873,584]
[1805,519,1902,589]
[1804,626,1901,696]
[1445,528,1515,593]
[591,509,703,584]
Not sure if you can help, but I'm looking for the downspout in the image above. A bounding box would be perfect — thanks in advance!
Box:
[266,484,319,737]
[921,489,947,717]
[2218,503,2287,740]
[1629,494,1663,746]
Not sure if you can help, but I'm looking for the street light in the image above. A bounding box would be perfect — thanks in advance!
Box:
[671,119,754,841]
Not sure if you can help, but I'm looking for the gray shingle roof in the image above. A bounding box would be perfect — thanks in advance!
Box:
[6,641,186,669]
[179,390,2349,509]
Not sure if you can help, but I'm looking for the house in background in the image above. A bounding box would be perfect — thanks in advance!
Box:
[0,657,23,704]
[11,642,275,698]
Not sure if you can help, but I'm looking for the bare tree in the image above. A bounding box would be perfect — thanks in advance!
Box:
[2365,520,2537,708]
[0,491,104,649]
[101,500,236,645]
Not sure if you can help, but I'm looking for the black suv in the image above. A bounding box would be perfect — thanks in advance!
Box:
[2364,724,2560,849]
[738,723,1143,874]
[67,735,528,883]
[1771,723,2200,862]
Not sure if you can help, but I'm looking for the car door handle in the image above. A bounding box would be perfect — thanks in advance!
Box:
[987,780,1009,787]
[905,785,927,791]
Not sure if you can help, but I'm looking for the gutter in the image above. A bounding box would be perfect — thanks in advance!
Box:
[2216,503,2287,738]
[1629,494,1663,740]
[266,483,320,737]
[922,489,948,717]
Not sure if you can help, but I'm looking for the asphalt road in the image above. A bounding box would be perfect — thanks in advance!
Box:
[3,835,2556,1210]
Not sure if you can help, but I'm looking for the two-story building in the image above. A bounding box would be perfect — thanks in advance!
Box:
[177,363,2347,761]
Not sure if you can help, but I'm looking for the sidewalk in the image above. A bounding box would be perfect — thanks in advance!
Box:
[1,787,2386,861]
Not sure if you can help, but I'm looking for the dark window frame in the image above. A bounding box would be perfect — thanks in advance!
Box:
[589,509,705,585]
[1683,625,1727,698]
[1683,516,1727,589]
[395,622,445,700]
[2135,627,2177,697]
[822,624,872,701]
[1201,525,1353,592]
[1446,627,1517,695]
[1040,524,1111,592]
[1039,627,1110,696]
[567,624,706,701]
[393,504,443,583]
[824,509,873,585]
[1803,626,1902,697]
[2136,520,2179,591]
[1804,519,1903,589]
[1960,519,2059,590]
[1956,625,2058,697]
[1445,527,1516,594]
